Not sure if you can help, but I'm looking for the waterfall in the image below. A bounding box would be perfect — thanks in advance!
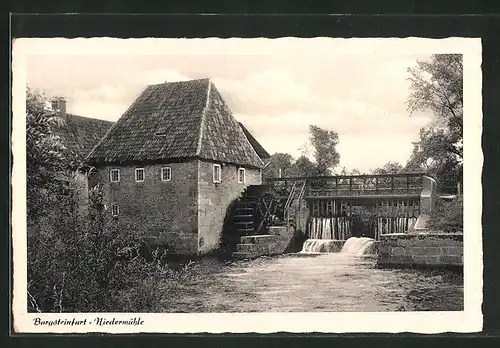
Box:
[308,217,351,240]
[300,237,377,255]
[301,239,343,253]
[341,237,377,256]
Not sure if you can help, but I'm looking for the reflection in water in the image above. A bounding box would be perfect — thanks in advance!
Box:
[165,252,463,313]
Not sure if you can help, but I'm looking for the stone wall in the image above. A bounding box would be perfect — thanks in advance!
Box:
[197,160,261,254]
[233,225,298,259]
[91,159,263,255]
[90,161,199,254]
[377,233,463,268]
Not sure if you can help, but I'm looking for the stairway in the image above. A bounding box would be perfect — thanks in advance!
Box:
[228,182,304,259]
[232,226,288,259]
[232,184,268,236]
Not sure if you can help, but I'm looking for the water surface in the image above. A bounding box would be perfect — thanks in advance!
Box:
[164,252,463,313]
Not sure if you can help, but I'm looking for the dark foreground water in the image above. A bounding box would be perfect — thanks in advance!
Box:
[164,252,463,313]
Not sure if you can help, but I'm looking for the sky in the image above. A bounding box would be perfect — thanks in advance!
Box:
[22,38,436,173]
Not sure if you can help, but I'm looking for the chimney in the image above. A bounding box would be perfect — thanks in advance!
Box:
[51,97,67,120]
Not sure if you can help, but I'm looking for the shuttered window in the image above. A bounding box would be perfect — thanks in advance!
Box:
[238,168,245,183]
[135,168,145,182]
[110,169,120,182]
[213,164,221,183]
[161,167,172,181]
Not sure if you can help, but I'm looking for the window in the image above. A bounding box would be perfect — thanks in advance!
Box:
[161,167,172,181]
[135,168,145,182]
[110,169,120,182]
[238,168,246,183]
[111,204,119,217]
[213,164,221,183]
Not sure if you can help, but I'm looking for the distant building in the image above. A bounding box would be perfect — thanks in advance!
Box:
[51,98,114,160]
[50,97,114,196]
[87,78,270,255]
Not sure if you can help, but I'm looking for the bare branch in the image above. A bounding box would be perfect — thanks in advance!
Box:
[27,291,42,313]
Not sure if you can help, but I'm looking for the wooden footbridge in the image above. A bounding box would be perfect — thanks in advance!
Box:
[229,173,437,243]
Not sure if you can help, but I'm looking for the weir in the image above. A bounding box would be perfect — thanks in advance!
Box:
[263,173,435,240]
[301,237,377,256]
[230,173,437,259]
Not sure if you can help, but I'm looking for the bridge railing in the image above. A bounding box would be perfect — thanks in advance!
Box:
[265,173,425,198]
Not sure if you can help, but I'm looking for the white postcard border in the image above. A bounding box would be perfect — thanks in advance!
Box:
[11,37,483,333]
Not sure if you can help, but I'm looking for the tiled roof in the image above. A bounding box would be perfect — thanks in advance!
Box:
[87,78,266,169]
[52,114,114,159]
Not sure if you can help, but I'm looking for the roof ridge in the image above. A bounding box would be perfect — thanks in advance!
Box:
[67,113,112,121]
[147,78,210,88]
[238,122,265,167]
[195,79,211,156]
[238,122,270,159]
[67,113,115,126]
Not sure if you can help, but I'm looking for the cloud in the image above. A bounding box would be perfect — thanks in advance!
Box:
[212,70,311,115]
[132,69,192,85]
[24,41,435,172]
[69,100,130,121]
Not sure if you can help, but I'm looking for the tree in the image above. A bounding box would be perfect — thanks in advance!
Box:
[26,88,81,221]
[372,161,404,175]
[309,125,340,176]
[406,54,463,188]
[290,155,316,177]
[404,127,463,189]
[407,54,463,157]
[262,152,294,179]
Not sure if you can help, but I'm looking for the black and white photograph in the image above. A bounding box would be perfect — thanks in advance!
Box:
[11,37,482,333]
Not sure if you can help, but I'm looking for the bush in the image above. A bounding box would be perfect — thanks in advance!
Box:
[27,183,199,312]
[427,196,463,233]
[108,256,198,312]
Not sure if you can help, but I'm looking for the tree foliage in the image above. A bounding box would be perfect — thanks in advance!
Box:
[26,88,81,221]
[262,125,340,180]
[262,152,294,179]
[407,54,463,150]
[405,127,462,189]
[309,125,340,176]
[371,161,404,175]
[405,54,463,189]
[405,55,463,231]
[427,196,463,233]
[291,155,316,177]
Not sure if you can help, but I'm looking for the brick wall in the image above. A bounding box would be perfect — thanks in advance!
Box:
[377,233,463,267]
[197,161,261,254]
[91,161,199,254]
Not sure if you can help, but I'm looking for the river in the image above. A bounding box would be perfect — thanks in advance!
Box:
[163,242,463,313]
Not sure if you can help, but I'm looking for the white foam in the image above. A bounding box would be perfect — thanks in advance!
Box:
[341,237,376,256]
